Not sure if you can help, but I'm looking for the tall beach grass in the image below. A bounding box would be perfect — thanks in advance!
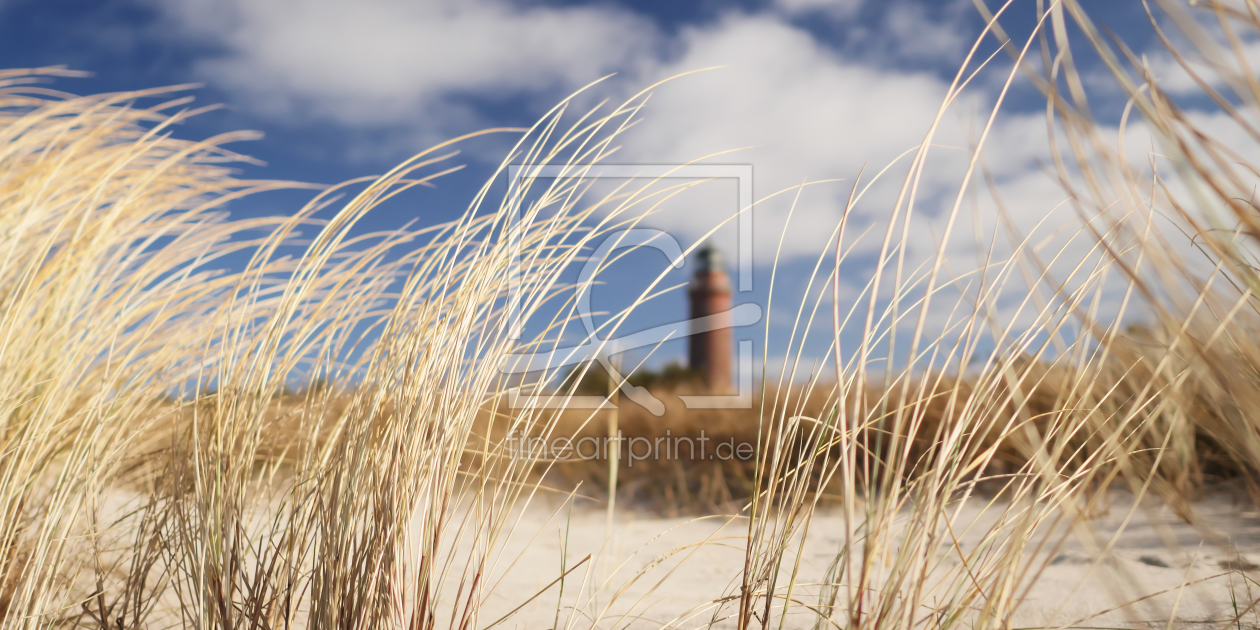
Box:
[4,1,1260,628]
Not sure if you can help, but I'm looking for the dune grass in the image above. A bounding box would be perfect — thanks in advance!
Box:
[5,1,1260,629]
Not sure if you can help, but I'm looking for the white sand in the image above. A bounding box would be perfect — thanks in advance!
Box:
[472,492,1260,630]
[87,488,1260,629]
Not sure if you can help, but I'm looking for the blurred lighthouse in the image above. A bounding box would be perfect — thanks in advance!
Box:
[688,244,733,393]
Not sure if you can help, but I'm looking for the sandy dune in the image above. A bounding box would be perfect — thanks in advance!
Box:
[477,492,1260,629]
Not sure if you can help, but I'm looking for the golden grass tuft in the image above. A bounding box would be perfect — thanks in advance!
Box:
[8,1,1260,628]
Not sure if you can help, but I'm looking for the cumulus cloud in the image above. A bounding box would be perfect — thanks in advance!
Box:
[139,0,1229,364]
[611,13,961,258]
[147,0,1011,255]
[147,0,1105,313]
[158,0,659,128]
[1141,36,1260,99]
[604,13,1076,278]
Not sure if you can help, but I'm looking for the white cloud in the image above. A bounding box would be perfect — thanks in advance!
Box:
[150,0,1118,326]
[150,0,1011,258]
[141,0,1243,362]
[612,13,964,258]
[159,0,659,128]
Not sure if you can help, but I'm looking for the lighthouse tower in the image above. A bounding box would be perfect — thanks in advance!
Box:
[688,244,733,393]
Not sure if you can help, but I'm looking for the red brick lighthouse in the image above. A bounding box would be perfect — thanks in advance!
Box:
[688,244,733,393]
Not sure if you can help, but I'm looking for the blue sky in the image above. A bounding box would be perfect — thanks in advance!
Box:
[0,0,1192,382]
